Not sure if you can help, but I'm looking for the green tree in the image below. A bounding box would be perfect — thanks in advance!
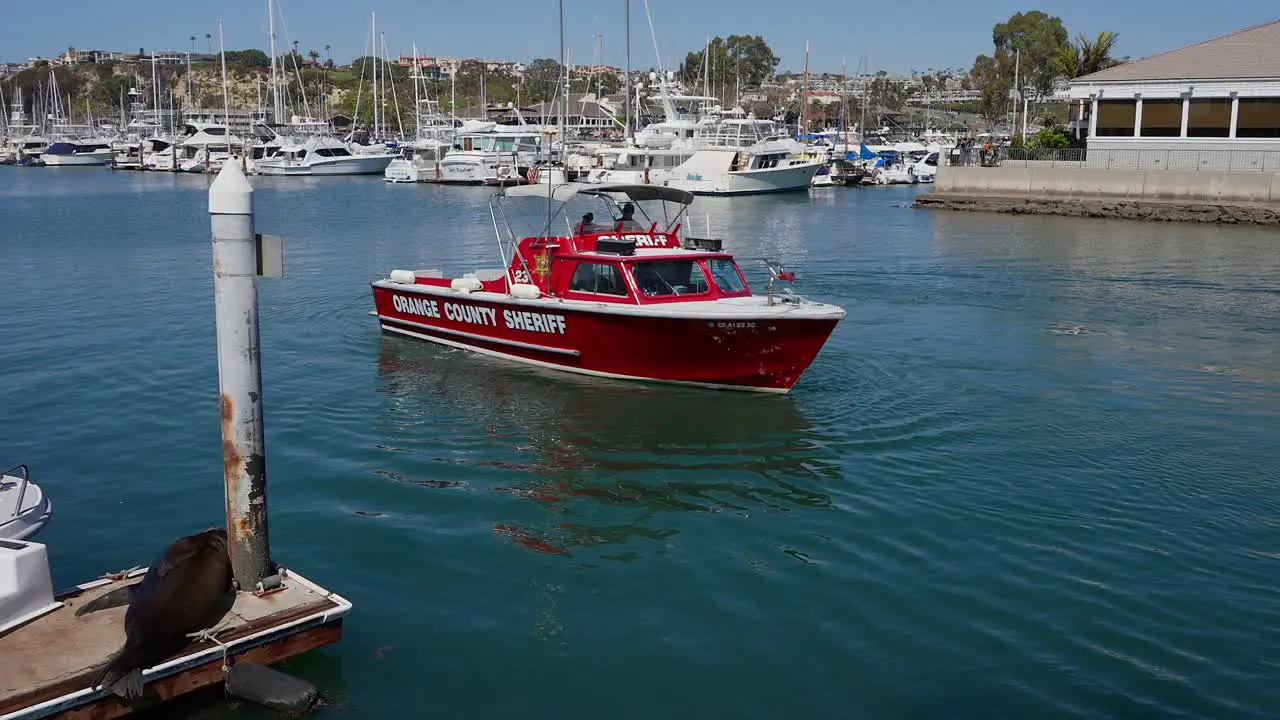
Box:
[1053,31,1120,79]
[970,52,1011,129]
[225,49,270,70]
[523,58,562,103]
[679,35,779,97]
[866,76,907,111]
[992,11,1069,96]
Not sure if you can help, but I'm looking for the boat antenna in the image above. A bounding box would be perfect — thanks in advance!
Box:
[550,0,564,233]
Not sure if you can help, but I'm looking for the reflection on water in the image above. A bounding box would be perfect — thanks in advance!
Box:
[373,336,837,556]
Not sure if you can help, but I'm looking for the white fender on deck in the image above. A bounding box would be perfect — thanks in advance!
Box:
[450,277,484,292]
[510,283,541,299]
[389,269,417,285]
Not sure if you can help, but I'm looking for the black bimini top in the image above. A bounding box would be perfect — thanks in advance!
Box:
[504,182,694,206]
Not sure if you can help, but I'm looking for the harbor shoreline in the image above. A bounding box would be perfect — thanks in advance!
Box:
[914,192,1280,225]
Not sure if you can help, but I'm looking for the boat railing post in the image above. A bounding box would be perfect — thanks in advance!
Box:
[209,161,272,590]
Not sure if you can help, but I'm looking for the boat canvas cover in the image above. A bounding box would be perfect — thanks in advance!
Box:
[504,182,694,205]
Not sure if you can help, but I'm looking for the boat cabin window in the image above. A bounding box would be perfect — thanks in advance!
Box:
[569,262,629,296]
[314,147,352,157]
[630,261,709,297]
[707,259,747,293]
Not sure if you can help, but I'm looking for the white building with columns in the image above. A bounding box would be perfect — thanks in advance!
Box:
[1068,20,1280,171]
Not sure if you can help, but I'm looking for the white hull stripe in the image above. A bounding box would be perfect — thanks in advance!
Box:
[380,323,790,394]
[378,315,579,357]
[373,282,846,322]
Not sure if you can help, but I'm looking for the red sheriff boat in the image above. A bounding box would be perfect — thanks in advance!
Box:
[369,183,846,393]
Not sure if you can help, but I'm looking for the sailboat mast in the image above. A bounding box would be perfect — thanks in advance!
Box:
[842,58,847,142]
[559,0,566,148]
[268,0,282,123]
[219,17,230,126]
[412,41,421,139]
[151,53,160,126]
[371,12,379,140]
[801,40,810,135]
[624,0,631,142]
[702,37,709,100]
[859,53,868,137]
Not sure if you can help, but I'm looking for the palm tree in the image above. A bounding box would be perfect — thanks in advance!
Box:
[1082,31,1120,74]
[1055,31,1120,79]
[205,33,212,55]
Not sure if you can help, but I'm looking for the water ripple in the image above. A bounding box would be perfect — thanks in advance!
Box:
[3,171,1279,718]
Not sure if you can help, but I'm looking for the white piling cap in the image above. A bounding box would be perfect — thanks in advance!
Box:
[208,160,254,215]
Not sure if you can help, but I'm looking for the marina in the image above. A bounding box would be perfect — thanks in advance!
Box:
[2,2,1280,717]
[2,167,1278,717]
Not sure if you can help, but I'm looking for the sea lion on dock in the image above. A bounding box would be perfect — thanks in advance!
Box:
[95,527,236,700]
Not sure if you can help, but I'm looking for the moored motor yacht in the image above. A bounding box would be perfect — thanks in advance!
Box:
[175,121,244,173]
[256,134,397,176]
[384,138,451,183]
[370,183,845,393]
[665,111,823,195]
[40,140,115,166]
[436,120,541,185]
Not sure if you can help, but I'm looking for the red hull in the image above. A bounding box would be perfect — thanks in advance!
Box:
[371,285,839,392]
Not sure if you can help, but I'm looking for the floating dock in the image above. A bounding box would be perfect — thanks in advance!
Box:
[0,568,349,719]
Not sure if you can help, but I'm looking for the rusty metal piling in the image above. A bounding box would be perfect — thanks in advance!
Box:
[209,161,271,589]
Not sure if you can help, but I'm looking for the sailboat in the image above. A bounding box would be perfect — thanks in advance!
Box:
[0,88,50,165]
[255,4,397,176]
[384,41,456,183]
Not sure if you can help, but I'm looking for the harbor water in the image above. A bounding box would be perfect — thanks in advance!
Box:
[1,169,1277,718]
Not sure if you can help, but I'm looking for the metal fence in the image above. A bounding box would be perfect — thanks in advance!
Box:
[945,146,1280,173]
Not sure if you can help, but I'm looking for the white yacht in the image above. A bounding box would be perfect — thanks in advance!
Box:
[1,134,50,166]
[436,120,541,185]
[41,141,114,166]
[384,99,455,183]
[171,121,245,173]
[40,118,117,167]
[665,112,822,195]
[256,134,396,176]
[584,75,712,185]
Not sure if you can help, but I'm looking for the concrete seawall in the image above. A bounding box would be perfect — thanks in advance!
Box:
[917,166,1280,225]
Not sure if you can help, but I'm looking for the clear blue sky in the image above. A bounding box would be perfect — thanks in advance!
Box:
[3,1,1276,75]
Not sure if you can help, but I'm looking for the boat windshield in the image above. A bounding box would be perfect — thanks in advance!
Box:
[630,260,709,297]
[707,259,747,293]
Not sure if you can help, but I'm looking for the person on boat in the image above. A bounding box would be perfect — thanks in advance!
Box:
[616,202,643,231]
[577,212,595,235]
